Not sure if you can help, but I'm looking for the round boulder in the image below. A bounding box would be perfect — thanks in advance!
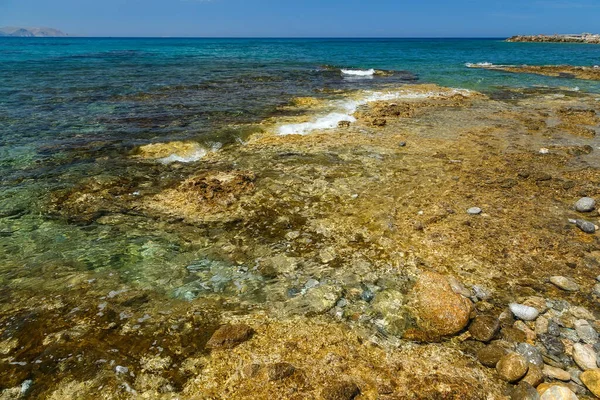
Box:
[496,353,529,383]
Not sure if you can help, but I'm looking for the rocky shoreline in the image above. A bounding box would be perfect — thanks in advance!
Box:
[2,84,600,398]
[507,34,600,44]
[466,64,600,81]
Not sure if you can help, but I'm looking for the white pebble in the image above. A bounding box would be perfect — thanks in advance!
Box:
[509,303,539,321]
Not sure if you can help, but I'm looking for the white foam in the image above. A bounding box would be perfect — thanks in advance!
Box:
[158,147,207,164]
[277,88,474,136]
[341,68,376,76]
[465,62,494,68]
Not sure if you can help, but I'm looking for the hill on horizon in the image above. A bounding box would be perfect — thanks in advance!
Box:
[0,27,67,37]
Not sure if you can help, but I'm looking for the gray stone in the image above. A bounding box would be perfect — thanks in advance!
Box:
[560,328,580,343]
[575,197,596,212]
[548,320,561,337]
[550,276,580,292]
[539,333,565,356]
[575,219,596,234]
[593,283,600,297]
[510,303,539,321]
[517,343,544,367]
[568,367,583,385]
[467,207,482,215]
[574,320,598,345]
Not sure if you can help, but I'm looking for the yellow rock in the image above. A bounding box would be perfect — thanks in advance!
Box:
[581,369,600,397]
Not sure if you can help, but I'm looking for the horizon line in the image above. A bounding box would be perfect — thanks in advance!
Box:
[1,35,510,39]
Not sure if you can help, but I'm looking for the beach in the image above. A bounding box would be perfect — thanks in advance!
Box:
[1,38,600,399]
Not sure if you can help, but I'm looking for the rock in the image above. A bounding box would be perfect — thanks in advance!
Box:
[539,334,565,356]
[503,327,529,343]
[407,272,473,339]
[523,364,545,387]
[478,344,508,367]
[580,369,600,397]
[538,385,578,400]
[467,207,482,215]
[371,289,408,336]
[515,321,537,343]
[206,324,254,349]
[496,353,529,382]
[469,316,500,342]
[287,285,342,316]
[543,365,571,381]
[472,285,492,301]
[548,320,561,337]
[510,303,539,321]
[573,343,598,370]
[448,276,472,298]
[550,276,580,292]
[399,141,407,147]
[575,219,596,234]
[321,381,361,400]
[569,306,595,321]
[593,283,600,297]
[512,381,541,400]
[267,362,296,381]
[536,317,550,335]
[560,328,579,343]
[524,297,549,314]
[575,197,596,212]
[517,343,544,367]
[338,120,351,128]
[568,368,582,385]
[241,363,261,378]
[574,320,598,345]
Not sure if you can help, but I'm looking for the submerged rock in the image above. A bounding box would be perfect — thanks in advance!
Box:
[267,362,296,381]
[517,343,543,367]
[550,276,580,292]
[538,385,578,400]
[469,315,500,342]
[478,344,508,368]
[206,324,254,349]
[575,219,597,234]
[321,381,360,400]
[510,303,539,321]
[406,271,472,339]
[573,343,598,370]
[512,381,541,400]
[580,369,600,397]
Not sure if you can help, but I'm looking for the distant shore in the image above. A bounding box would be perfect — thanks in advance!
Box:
[507,33,600,44]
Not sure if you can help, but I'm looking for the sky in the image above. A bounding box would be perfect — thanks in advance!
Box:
[1,0,599,37]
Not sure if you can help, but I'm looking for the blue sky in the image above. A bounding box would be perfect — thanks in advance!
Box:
[1,0,599,37]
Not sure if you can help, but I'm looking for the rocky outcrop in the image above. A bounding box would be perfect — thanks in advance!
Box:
[467,63,600,81]
[507,34,600,44]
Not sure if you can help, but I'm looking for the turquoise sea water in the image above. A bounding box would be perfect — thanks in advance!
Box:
[1,37,599,292]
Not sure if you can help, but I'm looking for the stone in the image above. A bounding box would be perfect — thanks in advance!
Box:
[568,368,582,385]
[536,317,550,335]
[510,303,540,321]
[267,362,296,381]
[512,381,541,400]
[503,327,529,343]
[496,353,529,382]
[524,297,549,314]
[574,320,598,345]
[573,343,598,370]
[569,306,595,321]
[539,334,565,356]
[575,219,596,234]
[517,343,544,367]
[241,363,261,378]
[538,385,578,400]
[548,320,561,337]
[478,344,508,368]
[580,369,600,397]
[206,324,254,349]
[407,272,473,339]
[522,364,544,387]
[467,207,482,215]
[321,381,361,400]
[515,321,537,343]
[593,283,600,297]
[575,197,596,212]
[550,276,580,292]
[469,316,500,342]
[543,365,571,381]
[371,289,409,336]
[472,285,492,301]
[448,276,472,298]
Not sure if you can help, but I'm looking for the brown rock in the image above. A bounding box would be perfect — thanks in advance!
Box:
[512,381,541,400]
[267,362,296,381]
[497,353,529,382]
[502,327,528,343]
[543,365,571,382]
[580,369,600,397]
[522,364,544,388]
[322,381,360,400]
[469,316,500,342]
[477,344,508,368]
[407,271,473,339]
[206,324,254,349]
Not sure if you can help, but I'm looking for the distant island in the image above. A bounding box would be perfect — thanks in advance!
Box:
[507,33,600,44]
[0,27,68,37]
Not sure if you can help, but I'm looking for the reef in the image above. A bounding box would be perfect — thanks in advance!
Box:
[3,84,600,398]
[467,63,600,81]
[507,34,600,44]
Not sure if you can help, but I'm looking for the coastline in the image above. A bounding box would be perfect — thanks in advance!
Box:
[507,34,600,44]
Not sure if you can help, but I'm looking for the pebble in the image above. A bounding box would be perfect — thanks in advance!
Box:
[448,276,472,298]
[560,328,580,343]
[575,197,596,213]
[593,283,600,297]
[517,343,544,367]
[580,369,600,397]
[510,303,540,321]
[550,276,580,292]
[115,366,129,374]
[575,219,597,234]
[573,343,598,370]
[536,317,550,335]
[467,207,482,215]
[539,386,578,400]
[472,285,492,301]
[548,320,561,337]
[398,142,407,147]
[522,364,544,387]
[569,306,595,321]
[539,334,566,356]
[543,365,571,381]
[206,324,254,349]
[512,381,540,400]
[477,344,508,368]
[267,362,296,381]
[321,381,361,400]
[496,353,529,382]
[574,320,598,345]
[469,316,500,342]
